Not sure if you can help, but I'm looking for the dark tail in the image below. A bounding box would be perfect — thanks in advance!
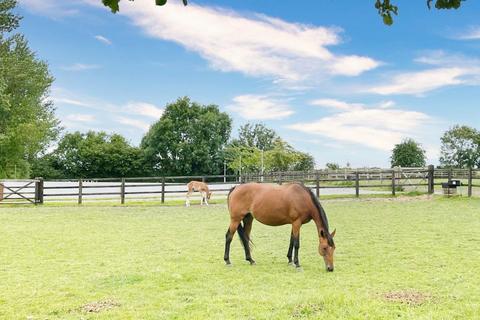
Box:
[237,214,254,252]
[227,186,236,208]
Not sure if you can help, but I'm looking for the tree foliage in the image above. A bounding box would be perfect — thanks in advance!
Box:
[102,0,466,25]
[226,126,315,174]
[390,138,426,168]
[141,97,232,176]
[0,0,60,178]
[440,125,480,168]
[32,131,146,178]
[326,163,340,170]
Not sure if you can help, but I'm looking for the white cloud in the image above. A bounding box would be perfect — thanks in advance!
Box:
[310,99,364,111]
[117,0,379,83]
[124,102,164,119]
[52,97,93,108]
[65,113,95,122]
[289,100,430,151]
[228,95,294,120]
[18,0,80,17]
[116,116,151,132]
[62,63,101,72]
[366,51,480,95]
[95,35,112,45]
[455,26,480,40]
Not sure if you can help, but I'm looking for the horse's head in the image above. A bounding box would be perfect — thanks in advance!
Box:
[319,229,336,272]
[207,192,212,200]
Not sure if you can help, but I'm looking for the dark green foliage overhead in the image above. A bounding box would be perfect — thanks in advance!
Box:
[102,0,465,25]
[32,131,146,179]
[141,97,232,176]
[0,0,60,178]
[390,138,426,168]
[440,125,480,169]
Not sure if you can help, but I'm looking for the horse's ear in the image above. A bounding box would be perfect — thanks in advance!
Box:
[331,229,336,238]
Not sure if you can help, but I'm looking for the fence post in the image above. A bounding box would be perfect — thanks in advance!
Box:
[78,179,83,205]
[315,172,320,198]
[391,169,396,196]
[0,182,3,202]
[279,172,283,185]
[468,167,473,197]
[448,168,452,184]
[427,165,435,194]
[120,178,125,204]
[355,171,360,198]
[161,177,165,203]
[35,178,44,205]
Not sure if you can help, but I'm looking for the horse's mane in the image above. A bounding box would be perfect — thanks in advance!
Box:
[300,184,334,246]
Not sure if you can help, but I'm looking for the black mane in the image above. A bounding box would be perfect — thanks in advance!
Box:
[300,184,334,247]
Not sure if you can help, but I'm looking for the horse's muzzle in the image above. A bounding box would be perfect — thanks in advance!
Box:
[326,266,334,272]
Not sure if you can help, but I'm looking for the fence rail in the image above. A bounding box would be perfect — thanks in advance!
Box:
[1,166,479,205]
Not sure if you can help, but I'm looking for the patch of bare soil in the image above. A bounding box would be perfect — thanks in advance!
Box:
[81,299,120,313]
[382,291,431,306]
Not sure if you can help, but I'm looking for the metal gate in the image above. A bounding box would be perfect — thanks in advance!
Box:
[0,179,42,205]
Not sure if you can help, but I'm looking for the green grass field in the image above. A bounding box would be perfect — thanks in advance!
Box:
[1,197,479,319]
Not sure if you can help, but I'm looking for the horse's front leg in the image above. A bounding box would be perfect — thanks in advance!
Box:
[200,192,205,205]
[185,191,191,207]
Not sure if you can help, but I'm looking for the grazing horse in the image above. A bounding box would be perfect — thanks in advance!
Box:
[185,181,212,207]
[225,182,336,271]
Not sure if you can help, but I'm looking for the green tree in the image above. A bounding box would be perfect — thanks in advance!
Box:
[33,131,145,178]
[224,145,261,174]
[326,163,340,170]
[102,0,465,25]
[390,138,426,168]
[264,139,314,172]
[0,0,60,178]
[141,97,232,175]
[440,125,480,168]
[234,123,278,151]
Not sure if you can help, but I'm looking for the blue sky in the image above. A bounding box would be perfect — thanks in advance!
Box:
[16,0,480,167]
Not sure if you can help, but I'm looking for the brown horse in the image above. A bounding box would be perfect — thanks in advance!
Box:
[225,182,336,271]
[186,181,212,207]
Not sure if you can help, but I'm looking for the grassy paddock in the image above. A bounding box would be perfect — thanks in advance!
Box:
[0,198,479,319]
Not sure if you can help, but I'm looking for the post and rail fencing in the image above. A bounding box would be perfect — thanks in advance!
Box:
[1,166,479,205]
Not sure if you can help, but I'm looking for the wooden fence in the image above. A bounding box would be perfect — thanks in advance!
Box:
[1,166,480,205]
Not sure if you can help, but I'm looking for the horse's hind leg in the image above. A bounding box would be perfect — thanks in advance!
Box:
[224,220,240,265]
[287,230,294,265]
[238,213,255,265]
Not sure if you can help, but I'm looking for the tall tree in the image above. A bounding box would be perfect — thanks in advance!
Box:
[33,131,146,178]
[0,0,60,178]
[102,0,466,25]
[390,138,426,168]
[440,125,480,168]
[234,123,278,151]
[141,97,232,175]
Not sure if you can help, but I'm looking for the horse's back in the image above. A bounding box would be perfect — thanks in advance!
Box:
[228,183,312,225]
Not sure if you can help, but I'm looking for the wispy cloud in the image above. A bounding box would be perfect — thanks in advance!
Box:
[124,102,164,119]
[117,0,379,83]
[366,51,480,95]
[94,35,112,45]
[228,95,294,120]
[289,99,431,151]
[454,26,480,40]
[65,113,95,122]
[18,0,80,18]
[61,63,101,72]
[116,116,151,131]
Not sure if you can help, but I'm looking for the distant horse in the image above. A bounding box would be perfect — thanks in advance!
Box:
[225,182,336,271]
[185,181,212,207]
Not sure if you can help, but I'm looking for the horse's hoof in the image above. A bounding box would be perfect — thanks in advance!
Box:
[296,266,303,272]
[288,262,295,267]
[249,261,256,265]
[225,262,232,267]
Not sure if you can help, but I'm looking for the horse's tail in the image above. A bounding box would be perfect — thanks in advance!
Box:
[237,213,254,252]
[301,184,334,246]
[227,185,236,208]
